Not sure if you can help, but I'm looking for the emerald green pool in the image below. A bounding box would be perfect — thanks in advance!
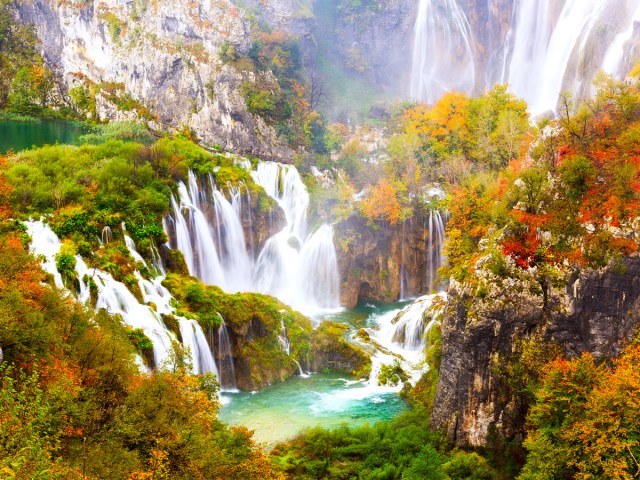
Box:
[218,373,407,446]
[0,120,88,154]
[218,302,414,446]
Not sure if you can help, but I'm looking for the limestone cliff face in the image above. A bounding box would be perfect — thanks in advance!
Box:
[335,214,439,307]
[431,256,640,447]
[18,0,294,161]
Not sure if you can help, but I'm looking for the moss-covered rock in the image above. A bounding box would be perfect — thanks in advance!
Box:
[162,273,314,390]
[309,321,371,379]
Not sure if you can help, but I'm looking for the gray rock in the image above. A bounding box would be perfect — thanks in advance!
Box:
[17,0,294,161]
[431,257,640,447]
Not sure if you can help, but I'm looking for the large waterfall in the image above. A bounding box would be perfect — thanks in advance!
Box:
[410,0,475,104]
[166,161,341,316]
[411,0,640,114]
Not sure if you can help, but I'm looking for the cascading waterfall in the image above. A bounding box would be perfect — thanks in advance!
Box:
[362,293,446,389]
[410,0,475,103]
[166,161,341,316]
[27,220,219,377]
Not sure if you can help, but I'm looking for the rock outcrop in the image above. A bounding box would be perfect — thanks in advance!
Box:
[309,321,371,378]
[431,256,640,447]
[18,0,294,161]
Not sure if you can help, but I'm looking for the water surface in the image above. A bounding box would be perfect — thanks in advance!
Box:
[219,301,417,446]
[219,373,407,446]
[0,120,88,154]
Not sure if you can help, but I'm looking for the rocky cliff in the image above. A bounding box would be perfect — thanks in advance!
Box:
[335,214,441,307]
[431,256,640,447]
[17,0,294,161]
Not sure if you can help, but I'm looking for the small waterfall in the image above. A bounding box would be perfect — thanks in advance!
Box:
[166,161,341,316]
[410,0,475,103]
[217,317,237,390]
[101,226,113,245]
[277,319,307,376]
[277,320,291,355]
[123,231,147,265]
[179,319,219,376]
[426,210,446,292]
[149,241,165,275]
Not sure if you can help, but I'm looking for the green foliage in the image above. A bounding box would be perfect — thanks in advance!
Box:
[378,359,409,386]
[55,251,77,288]
[126,327,153,351]
[80,121,152,144]
[442,451,496,480]
[272,406,448,479]
[219,41,238,63]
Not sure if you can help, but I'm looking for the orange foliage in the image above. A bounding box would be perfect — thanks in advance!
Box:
[526,343,640,479]
[360,179,402,225]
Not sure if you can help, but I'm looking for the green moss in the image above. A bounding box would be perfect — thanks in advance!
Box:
[378,360,409,387]
[310,321,371,378]
[160,313,183,342]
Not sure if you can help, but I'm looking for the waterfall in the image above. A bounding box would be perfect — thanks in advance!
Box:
[364,293,446,388]
[217,317,237,390]
[410,0,640,114]
[27,220,219,376]
[101,226,113,245]
[410,0,475,103]
[602,2,640,77]
[277,319,307,377]
[507,0,639,114]
[426,210,446,292]
[506,0,554,110]
[179,319,219,376]
[166,161,341,316]
[123,231,147,265]
[26,220,65,289]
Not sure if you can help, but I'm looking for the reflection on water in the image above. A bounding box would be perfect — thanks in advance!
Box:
[0,120,88,154]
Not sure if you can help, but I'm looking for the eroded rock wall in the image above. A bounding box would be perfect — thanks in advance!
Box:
[431,257,640,447]
[335,214,439,307]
